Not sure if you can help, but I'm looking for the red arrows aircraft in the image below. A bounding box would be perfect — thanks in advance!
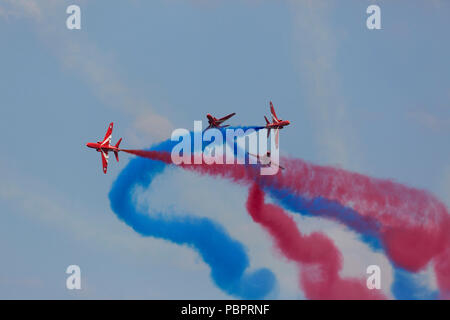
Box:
[205,112,236,131]
[248,151,285,170]
[264,101,290,148]
[86,122,122,174]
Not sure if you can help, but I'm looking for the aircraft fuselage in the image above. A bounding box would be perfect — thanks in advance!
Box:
[266,120,290,129]
[86,142,120,153]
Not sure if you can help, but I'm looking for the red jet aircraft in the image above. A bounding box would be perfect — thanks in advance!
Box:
[205,112,236,131]
[248,151,285,170]
[86,122,122,174]
[264,101,290,148]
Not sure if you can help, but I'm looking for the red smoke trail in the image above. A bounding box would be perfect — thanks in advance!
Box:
[122,149,450,298]
[246,183,386,299]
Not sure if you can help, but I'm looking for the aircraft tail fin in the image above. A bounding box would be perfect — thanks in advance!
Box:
[115,138,122,149]
[114,138,122,162]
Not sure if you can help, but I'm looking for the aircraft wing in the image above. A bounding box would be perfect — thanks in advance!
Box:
[203,123,213,132]
[270,102,280,122]
[217,112,236,123]
[271,159,285,170]
[248,152,272,165]
[101,122,114,146]
[101,150,109,174]
[248,152,259,160]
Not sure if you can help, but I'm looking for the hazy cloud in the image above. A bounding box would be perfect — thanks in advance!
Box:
[0,0,174,141]
[408,110,450,132]
[289,0,361,169]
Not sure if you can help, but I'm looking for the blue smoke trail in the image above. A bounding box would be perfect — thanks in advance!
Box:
[109,135,276,299]
[265,188,383,250]
[391,267,439,300]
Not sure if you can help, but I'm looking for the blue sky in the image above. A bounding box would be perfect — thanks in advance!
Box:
[0,0,449,299]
